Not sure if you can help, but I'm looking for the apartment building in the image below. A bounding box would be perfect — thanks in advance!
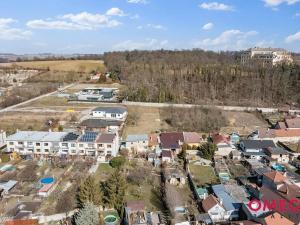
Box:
[241,47,293,66]
[6,130,119,160]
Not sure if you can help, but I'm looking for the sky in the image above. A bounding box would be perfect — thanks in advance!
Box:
[0,0,300,54]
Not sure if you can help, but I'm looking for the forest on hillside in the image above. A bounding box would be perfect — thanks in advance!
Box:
[103,50,300,107]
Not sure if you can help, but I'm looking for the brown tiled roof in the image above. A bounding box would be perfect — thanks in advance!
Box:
[263,212,294,225]
[263,171,286,184]
[285,118,300,129]
[259,128,300,138]
[202,194,221,212]
[96,133,115,143]
[160,132,184,149]
[183,132,202,144]
[126,200,145,211]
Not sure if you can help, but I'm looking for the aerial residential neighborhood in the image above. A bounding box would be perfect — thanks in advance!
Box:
[1,0,300,225]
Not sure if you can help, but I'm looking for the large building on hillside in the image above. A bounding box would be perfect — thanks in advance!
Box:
[6,130,119,161]
[241,47,293,66]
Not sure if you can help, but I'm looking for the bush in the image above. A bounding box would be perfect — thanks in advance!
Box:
[110,156,126,169]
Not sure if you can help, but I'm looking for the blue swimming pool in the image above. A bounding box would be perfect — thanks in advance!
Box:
[40,177,55,184]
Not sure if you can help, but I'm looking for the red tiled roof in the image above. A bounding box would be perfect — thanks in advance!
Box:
[263,212,294,225]
[263,171,286,184]
[212,133,229,145]
[5,219,38,225]
[160,132,184,149]
[202,194,221,212]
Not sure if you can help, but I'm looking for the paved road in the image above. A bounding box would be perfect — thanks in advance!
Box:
[0,83,76,113]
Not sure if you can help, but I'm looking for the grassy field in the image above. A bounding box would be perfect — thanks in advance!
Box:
[220,111,267,136]
[1,60,105,73]
[122,106,170,138]
[189,164,218,186]
[94,163,115,183]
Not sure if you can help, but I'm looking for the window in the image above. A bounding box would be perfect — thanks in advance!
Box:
[71,150,76,154]
[107,144,112,148]
[98,144,103,148]
[36,143,41,146]
[71,143,76,147]
[62,143,68,147]
[9,142,14,145]
[79,144,84,148]
[44,149,49,153]
[111,113,116,118]
[88,143,94,148]
[44,143,49,146]
[28,142,33,146]
[36,149,41,152]
[18,142,23,145]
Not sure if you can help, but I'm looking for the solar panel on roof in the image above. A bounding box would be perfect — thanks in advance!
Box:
[79,132,98,142]
[63,133,79,142]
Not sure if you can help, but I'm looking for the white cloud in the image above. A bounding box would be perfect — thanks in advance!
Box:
[263,0,300,7]
[113,38,168,50]
[147,24,166,30]
[199,2,234,11]
[106,8,125,17]
[285,31,300,43]
[130,14,140,19]
[27,11,122,30]
[296,12,300,16]
[202,22,214,30]
[127,0,148,4]
[194,29,258,50]
[137,25,143,29]
[0,18,32,40]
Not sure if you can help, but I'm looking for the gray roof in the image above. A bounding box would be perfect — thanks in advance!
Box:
[0,180,18,193]
[92,107,127,114]
[126,134,148,142]
[80,119,122,128]
[241,139,276,149]
[212,184,239,211]
[6,131,68,142]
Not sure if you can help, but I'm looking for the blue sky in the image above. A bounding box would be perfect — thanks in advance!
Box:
[0,0,299,54]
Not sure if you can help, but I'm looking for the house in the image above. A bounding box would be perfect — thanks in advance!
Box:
[183,132,202,148]
[230,150,242,160]
[261,171,286,189]
[125,201,147,225]
[95,133,119,161]
[201,194,229,222]
[275,117,300,129]
[253,128,300,143]
[230,132,241,145]
[211,184,241,220]
[242,200,270,223]
[164,168,186,186]
[91,106,127,121]
[160,132,184,153]
[240,140,276,160]
[161,150,172,163]
[259,212,294,225]
[125,134,149,153]
[196,187,208,200]
[212,133,235,157]
[263,147,289,164]
[0,180,17,194]
[38,183,55,197]
[79,119,123,132]
[148,133,159,150]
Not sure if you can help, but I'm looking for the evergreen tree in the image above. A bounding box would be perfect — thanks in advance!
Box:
[103,170,127,217]
[74,203,99,225]
[78,175,102,207]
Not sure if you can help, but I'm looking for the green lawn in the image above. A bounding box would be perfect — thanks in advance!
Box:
[189,164,218,186]
[94,163,115,182]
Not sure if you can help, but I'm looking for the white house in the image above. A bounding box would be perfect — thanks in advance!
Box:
[91,107,127,121]
[202,195,229,222]
[125,134,149,153]
[212,133,236,157]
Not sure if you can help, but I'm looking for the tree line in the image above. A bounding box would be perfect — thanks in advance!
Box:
[103,50,300,107]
